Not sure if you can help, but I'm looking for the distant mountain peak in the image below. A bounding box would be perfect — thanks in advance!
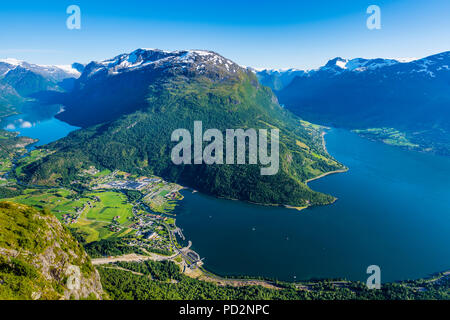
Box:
[0,58,81,80]
[256,50,450,91]
[325,57,347,68]
[0,58,23,66]
[322,57,401,73]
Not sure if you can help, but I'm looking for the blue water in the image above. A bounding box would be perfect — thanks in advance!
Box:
[176,129,450,282]
[1,103,79,148]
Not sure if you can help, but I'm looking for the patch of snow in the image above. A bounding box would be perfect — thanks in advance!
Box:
[191,50,213,56]
[0,58,23,66]
[335,60,348,69]
[54,65,81,76]
[392,57,419,63]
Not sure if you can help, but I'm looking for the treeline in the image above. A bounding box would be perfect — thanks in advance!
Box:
[115,260,181,281]
[98,261,450,300]
[0,186,22,199]
[82,238,145,258]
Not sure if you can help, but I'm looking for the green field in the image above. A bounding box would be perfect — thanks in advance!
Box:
[5,188,135,243]
[86,191,133,224]
[71,191,135,243]
[5,188,88,219]
[353,127,420,149]
[94,169,111,178]
[159,190,169,197]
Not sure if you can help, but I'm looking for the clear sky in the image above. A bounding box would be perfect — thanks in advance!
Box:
[0,0,449,69]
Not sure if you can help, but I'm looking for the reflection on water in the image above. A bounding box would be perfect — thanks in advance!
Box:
[1,103,79,148]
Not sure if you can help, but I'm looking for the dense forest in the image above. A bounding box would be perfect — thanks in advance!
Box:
[22,70,344,207]
[98,261,450,300]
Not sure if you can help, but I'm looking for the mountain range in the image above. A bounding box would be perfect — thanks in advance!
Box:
[0,59,81,117]
[260,51,450,155]
[2,49,449,207]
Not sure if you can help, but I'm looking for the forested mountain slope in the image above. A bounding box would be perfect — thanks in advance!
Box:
[23,49,343,208]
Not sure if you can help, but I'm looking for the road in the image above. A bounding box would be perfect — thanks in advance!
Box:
[91,251,284,290]
[91,252,178,265]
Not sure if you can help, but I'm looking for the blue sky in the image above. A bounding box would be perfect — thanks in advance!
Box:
[0,0,449,69]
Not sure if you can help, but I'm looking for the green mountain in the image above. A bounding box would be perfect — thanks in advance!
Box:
[0,83,24,118]
[0,129,37,158]
[24,49,344,208]
[0,202,104,300]
[2,66,58,97]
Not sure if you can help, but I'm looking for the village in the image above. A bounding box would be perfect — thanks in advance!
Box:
[58,166,203,265]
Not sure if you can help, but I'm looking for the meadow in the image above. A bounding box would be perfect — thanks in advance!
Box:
[5,189,135,243]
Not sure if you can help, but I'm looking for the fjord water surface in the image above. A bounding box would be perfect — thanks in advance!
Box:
[176,129,450,282]
[2,103,79,148]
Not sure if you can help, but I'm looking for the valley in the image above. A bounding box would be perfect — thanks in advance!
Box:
[0,48,449,301]
[0,104,206,285]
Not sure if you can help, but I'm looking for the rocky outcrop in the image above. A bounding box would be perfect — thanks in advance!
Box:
[0,202,104,300]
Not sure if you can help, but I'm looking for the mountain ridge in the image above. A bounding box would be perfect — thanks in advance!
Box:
[0,59,82,117]
[275,50,450,155]
[256,51,449,90]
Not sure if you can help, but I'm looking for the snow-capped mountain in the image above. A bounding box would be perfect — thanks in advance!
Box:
[317,52,449,78]
[276,51,450,155]
[0,59,81,82]
[58,48,254,127]
[319,57,403,73]
[256,51,449,90]
[255,68,306,91]
[80,48,243,84]
[0,58,83,113]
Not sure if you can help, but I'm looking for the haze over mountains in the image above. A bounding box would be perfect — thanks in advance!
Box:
[0,59,81,117]
[259,51,450,155]
[255,69,306,91]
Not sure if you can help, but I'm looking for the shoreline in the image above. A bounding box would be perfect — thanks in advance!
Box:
[305,168,349,185]
[93,252,450,289]
[307,128,349,185]
[177,128,347,212]
[295,128,348,209]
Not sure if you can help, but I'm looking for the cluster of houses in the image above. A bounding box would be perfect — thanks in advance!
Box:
[84,166,100,176]
[103,176,163,191]
[107,215,124,232]
[108,223,122,232]
[164,191,180,200]
[137,177,162,184]
[61,212,79,224]
[61,196,100,225]
[105,180,148,190]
